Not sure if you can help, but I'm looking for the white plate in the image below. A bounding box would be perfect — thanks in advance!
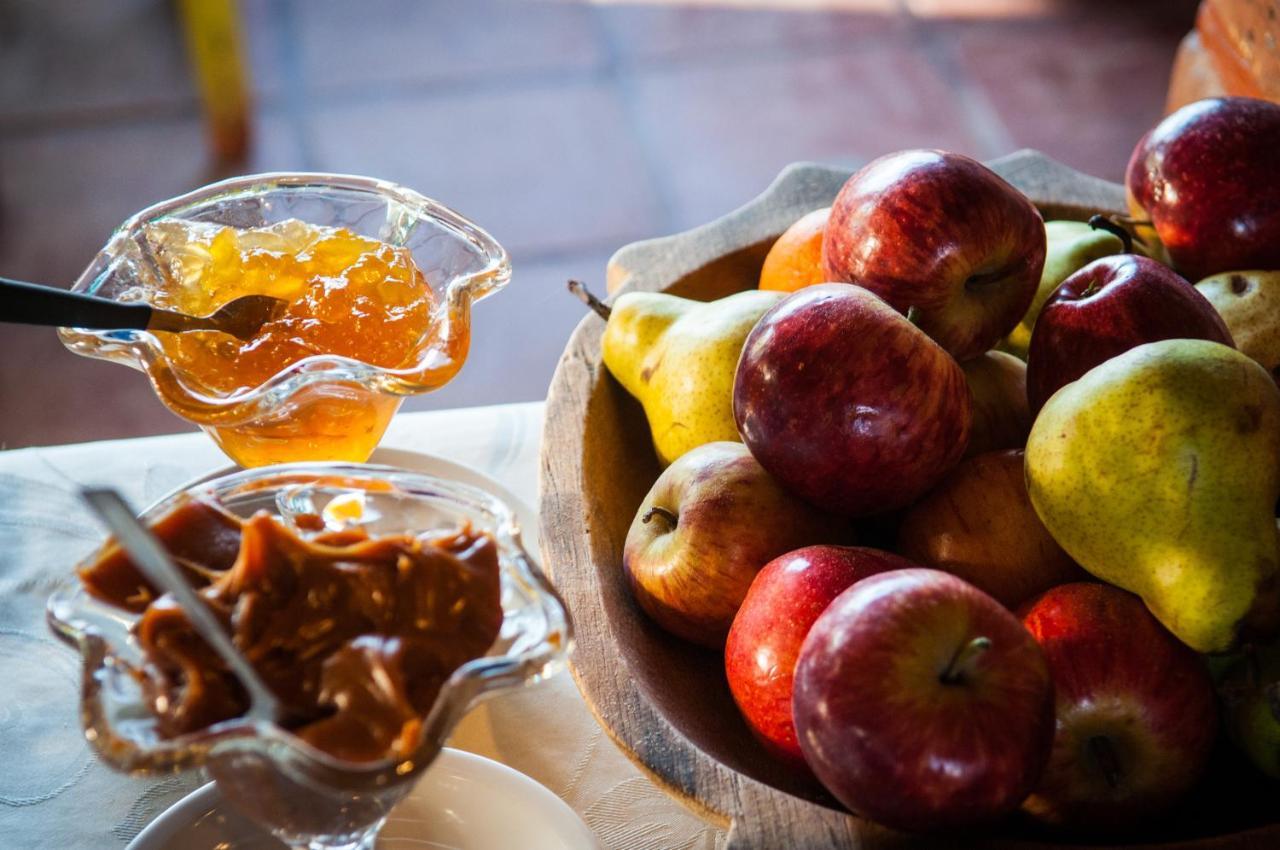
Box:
[126,748,599,850]
[128,450,584,849]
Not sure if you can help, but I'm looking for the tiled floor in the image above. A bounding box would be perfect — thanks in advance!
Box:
[0,0,1198,449]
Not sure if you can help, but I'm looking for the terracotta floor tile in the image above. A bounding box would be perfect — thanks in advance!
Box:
[403,250,613,414]
[290,0,605,94]
[305,82,667,258]
[0,113,305,449]
[0,1,192,124]
[240,0,291,99]
[596,0,906,64]
[628,45,987,230]
[0,0,286,126]
[943,16,1194,181]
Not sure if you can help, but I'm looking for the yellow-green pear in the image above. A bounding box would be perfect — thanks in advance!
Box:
[1196,270,1280,382]
[1025,338,1280,653]
[1003,220,1125,358]
[602,289,783,466]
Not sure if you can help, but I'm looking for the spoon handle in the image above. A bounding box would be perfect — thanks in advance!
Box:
[0,277,153,331]
[80,488,282,724]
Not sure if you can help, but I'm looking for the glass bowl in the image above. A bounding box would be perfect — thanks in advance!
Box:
[47,464,571,850]
[58,174,510,467]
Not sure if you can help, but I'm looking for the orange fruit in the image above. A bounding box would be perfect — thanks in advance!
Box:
[759,207,831,293]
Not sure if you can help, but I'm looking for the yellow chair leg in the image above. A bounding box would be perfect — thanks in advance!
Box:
[176,0,252,164]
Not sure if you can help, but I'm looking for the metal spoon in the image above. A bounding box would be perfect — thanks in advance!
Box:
[2,277,287,341]
[80,488,282,724]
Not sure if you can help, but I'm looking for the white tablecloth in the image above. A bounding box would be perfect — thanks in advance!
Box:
[0,403,724,850]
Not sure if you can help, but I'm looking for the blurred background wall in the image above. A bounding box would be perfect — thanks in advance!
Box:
[0,0,1212,447]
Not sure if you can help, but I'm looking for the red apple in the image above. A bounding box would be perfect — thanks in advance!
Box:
[733,284,971,517]
[822,149,1046,361]
[1026,254,1232,413]
[1021,583,1218,831]
[793,568,1053,831]
[962,351,1030,458]
[623,441,847,648]
[1126,96,1280,281]
[725,546,917,769]
[897,449,1085,609]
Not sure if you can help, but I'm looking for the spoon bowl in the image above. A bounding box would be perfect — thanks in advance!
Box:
[149,293,289,341]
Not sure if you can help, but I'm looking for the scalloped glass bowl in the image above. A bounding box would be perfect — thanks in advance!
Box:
[58,174,510,468]
[47,464,572,850]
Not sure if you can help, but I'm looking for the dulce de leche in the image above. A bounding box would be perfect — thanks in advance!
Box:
[79,499,503,762]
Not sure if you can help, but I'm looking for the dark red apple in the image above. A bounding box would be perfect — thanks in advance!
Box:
[897,449,1085,610]
[1026,254,1232,413]
[1126,96,1280,281]
[1021,583,1218,831]
[725,546,917,769]
[733,284,971,517]
[822,149,1046,361]
[793,568,1054,832]
[623,441,848,648]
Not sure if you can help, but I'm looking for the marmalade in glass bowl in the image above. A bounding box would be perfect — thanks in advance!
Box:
[146,219,438,398]
[59,173,510,468]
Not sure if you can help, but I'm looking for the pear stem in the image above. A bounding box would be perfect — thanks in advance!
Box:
[568,279,611,320]
[939,636,991,685]
[641,505,678,529]
[1088,735,1122,790]
[1088,214,1134,255]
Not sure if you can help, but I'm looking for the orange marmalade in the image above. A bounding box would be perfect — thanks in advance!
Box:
[139,219,461,466]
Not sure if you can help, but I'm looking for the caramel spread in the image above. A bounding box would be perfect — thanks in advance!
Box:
[79,499,503,762]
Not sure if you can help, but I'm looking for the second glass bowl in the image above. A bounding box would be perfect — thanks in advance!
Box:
[58,174,510,467]
[47,463,571,850]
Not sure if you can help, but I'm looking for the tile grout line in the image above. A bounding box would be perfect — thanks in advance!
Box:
[909,18,1016,160]
[270,0,317,170]
[584,5,681,241]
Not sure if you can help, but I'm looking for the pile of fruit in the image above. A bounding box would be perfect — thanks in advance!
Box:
[590,96,1280,835]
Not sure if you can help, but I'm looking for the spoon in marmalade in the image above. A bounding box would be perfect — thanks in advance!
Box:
[1,277,287,341]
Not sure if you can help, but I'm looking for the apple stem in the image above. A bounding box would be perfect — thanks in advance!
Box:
[939,636,991,685]
[641,505,678,529]
[1088,735,1122,790]
[1088,214,1134,255]
[568,280,612,320]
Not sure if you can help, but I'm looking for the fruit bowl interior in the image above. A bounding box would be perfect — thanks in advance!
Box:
[539,153,1280,848]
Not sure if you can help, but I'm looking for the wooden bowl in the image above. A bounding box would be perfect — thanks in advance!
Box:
[538,152,1280,849]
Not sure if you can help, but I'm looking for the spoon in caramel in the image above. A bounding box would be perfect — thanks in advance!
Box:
[1,277,286,341]
[80,488,283,725]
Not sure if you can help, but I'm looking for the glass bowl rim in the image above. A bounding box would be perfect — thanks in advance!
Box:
[57,172,512,421]
[46,461,573,790]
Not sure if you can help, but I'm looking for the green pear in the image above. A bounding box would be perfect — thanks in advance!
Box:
[1196,270,1280,383]
[1025,338,1280,653]
[602,289,783,466]
[1216,641,1280,777]
[1003,220,1125,358]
